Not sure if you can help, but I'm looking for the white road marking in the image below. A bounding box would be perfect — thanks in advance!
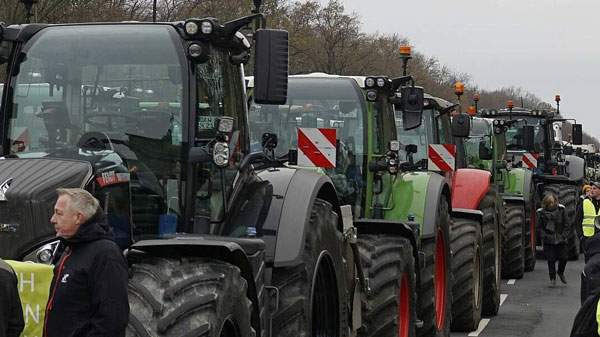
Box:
[500,293,508,306]
[507,279,516,285]
[468,318,491,336]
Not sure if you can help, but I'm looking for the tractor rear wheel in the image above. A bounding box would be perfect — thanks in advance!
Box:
[417,198,451,337]
[524,182,537,271]
[478,187,501,316]
[502,202,525,279]
[449,217,483,331]
[127,257,254,337]
[357,234,416,337]
[544,184,579,260]
[270,198,343,337]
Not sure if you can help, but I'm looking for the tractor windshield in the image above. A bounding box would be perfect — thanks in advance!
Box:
[395,109,435,164]
[464,119,493,170]
[248,77,366,210]
[504,116,545,153]
[3,24,243,243]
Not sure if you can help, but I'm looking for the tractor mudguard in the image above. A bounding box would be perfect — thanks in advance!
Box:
[451,208,484,225]
[385,171,451,239]
[451,168,491,210]
[566,155,585,182]
[268,169,341,267]
[505,168,533,202]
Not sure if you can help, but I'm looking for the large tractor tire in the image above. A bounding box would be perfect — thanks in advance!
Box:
[270,198,344,337]
[478,187,501,316]
[127,257,255,337]
[524,182,537,271]
[358,234,416,337]
[501,202,525,279]
[544,183,579,260]
[417,198,452,337]
[449,217,483,332]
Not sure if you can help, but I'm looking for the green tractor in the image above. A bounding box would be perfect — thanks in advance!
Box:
[463,107,536,277]
[478,98,585,260]
[247,72,469,336]
[0,4,382,337]
[392,90,503,330]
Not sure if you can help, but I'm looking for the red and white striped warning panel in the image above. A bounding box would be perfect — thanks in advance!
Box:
[522,153,538,168]
[428,144,456,171]
[297,128,337,168]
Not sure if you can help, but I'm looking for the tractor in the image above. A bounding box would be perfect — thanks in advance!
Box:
[478,98,585,260]
[463,105,536,278]
[0,4,375,336]
[247,72,466,337]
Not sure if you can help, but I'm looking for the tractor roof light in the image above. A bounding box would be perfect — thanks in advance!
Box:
[473,93,480,102]
[508,100,514,108]
[493,119,499,126]
[468,106,476,116]
[490,109,498,115]
[399,46,412,57]
[555,94,561,102]
[185,21,199,35]
[499,119,505,126]
[376,77,386,88]
[454,82,464,96]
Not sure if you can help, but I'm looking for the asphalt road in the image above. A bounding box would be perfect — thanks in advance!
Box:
[452,249,585,337]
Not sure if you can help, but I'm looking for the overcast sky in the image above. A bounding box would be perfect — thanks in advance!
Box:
[330,0,600,139]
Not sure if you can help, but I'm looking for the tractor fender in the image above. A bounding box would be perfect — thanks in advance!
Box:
[451,208,484,226]
[451,168,491,210]
[270,169,341,267]
[566,155,585,182]
[423,172,452,239]
[505,168,533,203]
[385,172,451,239]
[129,237,266,335]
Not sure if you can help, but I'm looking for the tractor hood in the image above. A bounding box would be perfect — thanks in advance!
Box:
[0,158,92,259]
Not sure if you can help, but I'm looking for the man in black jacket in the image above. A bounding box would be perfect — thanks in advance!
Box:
[581,233,600,304]
[44,188,129,337]
[0,258,24,337]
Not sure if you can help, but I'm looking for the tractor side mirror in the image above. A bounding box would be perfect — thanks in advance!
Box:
[479,141,493,160]
[522,125,535,151]
[253,29,289,105]
[451,114,470,138]
[572,123,583,145]
[400,86,424,130]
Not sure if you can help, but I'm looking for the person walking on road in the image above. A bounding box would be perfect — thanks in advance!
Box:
[0,258,24,337]
[537,193,571,287]
[44,188,129,337]
[574,182,600,262]
[580,233,600,304]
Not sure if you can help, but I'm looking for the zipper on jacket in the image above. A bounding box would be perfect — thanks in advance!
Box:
[43,250,73,337]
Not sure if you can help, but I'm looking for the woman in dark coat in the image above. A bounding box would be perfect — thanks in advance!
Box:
[537,193,571,287]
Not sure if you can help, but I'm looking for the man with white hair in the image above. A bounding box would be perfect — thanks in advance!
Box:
[43,188,129,337]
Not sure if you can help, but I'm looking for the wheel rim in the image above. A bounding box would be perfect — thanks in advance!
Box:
[435,227,447,330]
[312,257,338,337]
[398,273,410,337]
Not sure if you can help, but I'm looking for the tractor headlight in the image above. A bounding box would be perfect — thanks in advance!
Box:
[216,116,234,133]
[23,241,60,264]
[493,120,499,126]
[376,78,386,87]
[213,142,229,168]
[201,20,214,34]
[389,140,401,152]
[366,90,377,102]
[500,120,505,126]
[185,21,199,35]
[490,109,497,116]
[188,43,203,58]
[365,77,375,88]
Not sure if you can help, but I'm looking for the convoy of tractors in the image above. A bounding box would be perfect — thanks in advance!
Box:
[0,2,597,336]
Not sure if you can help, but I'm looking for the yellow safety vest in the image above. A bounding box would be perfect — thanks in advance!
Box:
[596,297,600,336]
[583,199,600,237]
